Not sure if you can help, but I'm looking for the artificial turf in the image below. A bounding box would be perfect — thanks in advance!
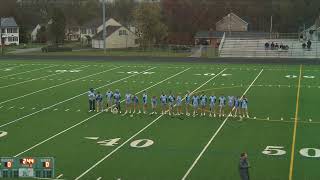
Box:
[0,59,319,180]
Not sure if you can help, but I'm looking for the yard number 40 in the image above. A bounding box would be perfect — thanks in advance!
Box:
[97,138,154,148]
[262,146,320,158]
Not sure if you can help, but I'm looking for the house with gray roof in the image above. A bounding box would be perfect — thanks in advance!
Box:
[92,20,138,49]
[0,17,19,45]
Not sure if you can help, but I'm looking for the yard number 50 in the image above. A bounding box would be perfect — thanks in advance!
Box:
[262,146,320,158]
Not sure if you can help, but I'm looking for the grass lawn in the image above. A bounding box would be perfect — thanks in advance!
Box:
[0,59,319,180]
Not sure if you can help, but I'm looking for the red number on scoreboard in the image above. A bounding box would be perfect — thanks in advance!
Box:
[44,161,50,168]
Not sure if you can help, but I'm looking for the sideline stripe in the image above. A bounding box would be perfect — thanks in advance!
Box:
[0,66,120,105]
[13,67,190,158]
[0,67,153,129]
[289,65,303,180]
[181,69,264,180]
[0,65,57,79]
[0,65,89,89]
[74,68,227,180]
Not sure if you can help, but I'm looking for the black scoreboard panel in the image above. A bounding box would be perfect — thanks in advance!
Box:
[0,157,54,178]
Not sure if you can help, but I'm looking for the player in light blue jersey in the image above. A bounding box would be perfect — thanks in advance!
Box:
[142,91,148,114]
[234,96,242,117]
[192,95,199,117]
[200,92,207,116]
[95,92,103,112]
[132,94,141,114]
[219,95,226,117]
[113,90,121,114]
[167,93,175,116]
[124,92,132,114]
[105,90,113,112]
[209,95,217,117]
[185,91,191,116]
[176,94,182,115]
[150,96,158,115]
[160,93,167,114]
[228,96,235,110]
[241,96,249,118]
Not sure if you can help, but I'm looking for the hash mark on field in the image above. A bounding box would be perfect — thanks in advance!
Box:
[77,109,81,112]
[20,107,25,110]
[97,177,102,180]
[32,107,36,110]
[65,109,70,112]
[8,106,14,110]
[53,108,58,111]
[56,174,63,179]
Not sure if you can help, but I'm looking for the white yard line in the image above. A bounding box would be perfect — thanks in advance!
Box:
[56,174,63,179]
[2,67,154,129]
[0,65,58,79]
[0,65,90,89]
[0,64,28,71]
[13,67,190,159]
[181,69,264,180]
[0,66,120,105]
[74,68,227,180]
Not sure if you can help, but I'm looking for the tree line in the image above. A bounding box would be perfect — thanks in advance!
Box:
[0,0,319,45]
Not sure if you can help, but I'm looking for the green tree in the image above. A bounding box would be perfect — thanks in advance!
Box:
[48,8,66,44]
[134,3,168,47]
[37,26,48,43]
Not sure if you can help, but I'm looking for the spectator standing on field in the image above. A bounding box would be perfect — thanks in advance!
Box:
[239,152,250,180]
[88,88,96,112]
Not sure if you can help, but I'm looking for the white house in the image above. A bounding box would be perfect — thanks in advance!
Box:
[92,23,139,49]
[0,17,19,45]
[216,13,248,32]
[96,18,121,34]
[31,24,41,42]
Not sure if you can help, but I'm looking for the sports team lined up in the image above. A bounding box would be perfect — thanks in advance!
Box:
[88,88,250,118]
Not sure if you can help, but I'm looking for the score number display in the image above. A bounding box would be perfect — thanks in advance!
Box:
[0,157,54,178]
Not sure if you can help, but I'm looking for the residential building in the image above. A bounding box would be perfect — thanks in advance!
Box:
[92,21,139,49]
[0,17,19,46]
[216,13,249,32]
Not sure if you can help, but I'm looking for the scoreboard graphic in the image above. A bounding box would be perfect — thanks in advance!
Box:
[0,157,54,178]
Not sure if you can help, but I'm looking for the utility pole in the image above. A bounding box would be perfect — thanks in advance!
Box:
[270,15,273,39]
[102,0,106,55]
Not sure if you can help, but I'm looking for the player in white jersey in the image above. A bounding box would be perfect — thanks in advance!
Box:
[105,90,113,112]
[241,96,249,118]
[124,92,132,114]
[228,96,235,110]
[219,95,226,117]
[150,96,158,115]
[209,95,216,117]
[160,93,167,115]
[192,95,199,117]
[200,93,207,116]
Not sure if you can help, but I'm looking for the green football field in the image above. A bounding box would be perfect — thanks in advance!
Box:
[0,59,319,180]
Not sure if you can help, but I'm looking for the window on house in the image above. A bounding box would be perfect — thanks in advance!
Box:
[8,37,13,42]
[13,37,18,41]
[92,28,97,34]
[119,30,127,36]
[1,29,5,33]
